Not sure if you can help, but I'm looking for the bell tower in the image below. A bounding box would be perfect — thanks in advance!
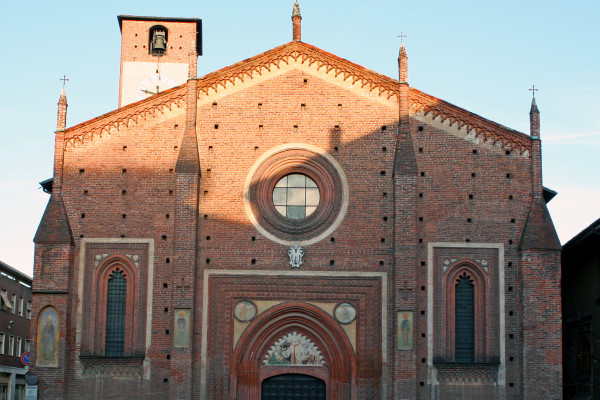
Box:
[117,15,202,107]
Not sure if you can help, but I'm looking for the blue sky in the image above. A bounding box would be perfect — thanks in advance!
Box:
[1,0,599,276]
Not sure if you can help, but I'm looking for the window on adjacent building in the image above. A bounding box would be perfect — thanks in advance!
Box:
[16,337,22,357]
[18,297,23,317]
[26,300,31,319]
[105,269,128,356]
[14,385,25,400]
[0,332,4,354]
[11,294,16,314]
[0,290,11,311]
[24,339,30,353]
[8,335,14,356]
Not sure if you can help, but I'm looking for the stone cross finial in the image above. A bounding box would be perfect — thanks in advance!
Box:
[529,85,540,139]
[60,75,69,88]
[57,83,68,132]
[529,84,538,98]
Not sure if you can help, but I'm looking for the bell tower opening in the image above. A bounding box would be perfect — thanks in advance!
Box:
[149,25,168,56]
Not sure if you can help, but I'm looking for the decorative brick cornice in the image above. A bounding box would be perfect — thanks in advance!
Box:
[194,41,531,154]
[195,41,400,100]
[64,86,187,149]
[434,362,500,383]
[80,355,144,377]
[410,89,531,155]
[62,41,531,154]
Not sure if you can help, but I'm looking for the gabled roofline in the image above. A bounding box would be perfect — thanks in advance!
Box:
[563,218,600,251]
[64,84,187,148]
[409,88,530,153]
[195,41,531,152]
[63,40,533,153]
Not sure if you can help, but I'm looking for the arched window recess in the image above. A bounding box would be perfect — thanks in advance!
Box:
[443,261,488,363]
[92,257,138,356]
[455,272,475,363]
[149,25,168,56]
[105,268,127,356]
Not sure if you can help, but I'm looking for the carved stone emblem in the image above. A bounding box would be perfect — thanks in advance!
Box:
[288,245,304,268]
[264,331,325,366]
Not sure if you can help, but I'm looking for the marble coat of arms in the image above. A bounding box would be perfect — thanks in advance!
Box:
[288,245,304,268]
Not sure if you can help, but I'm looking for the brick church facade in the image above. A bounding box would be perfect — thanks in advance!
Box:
[30,3,562,399]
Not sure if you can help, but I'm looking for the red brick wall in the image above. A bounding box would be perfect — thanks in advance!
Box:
[29,294,69,399]
[197,70,399,270]
[520,250,562,399]
[31,63,562,399]
[120,19,197,64]
[413,122,531,398]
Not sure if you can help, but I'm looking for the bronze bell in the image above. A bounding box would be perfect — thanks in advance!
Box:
[152,31,167,53]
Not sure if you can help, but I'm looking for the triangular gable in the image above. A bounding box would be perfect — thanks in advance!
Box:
[195,41,399,100]
[410,89,531,155]
[63,41,532,154]
[64,85,188,148]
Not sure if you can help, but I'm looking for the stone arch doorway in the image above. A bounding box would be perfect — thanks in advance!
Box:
[232,302,356,399]
[261,374,326,400]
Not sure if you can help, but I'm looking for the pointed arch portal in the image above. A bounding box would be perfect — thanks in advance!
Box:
[233,302,356,400]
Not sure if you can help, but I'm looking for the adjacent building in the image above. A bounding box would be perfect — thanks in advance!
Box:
[563,218,600,399]
[0,261,32,400]
[30,3,562,399]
